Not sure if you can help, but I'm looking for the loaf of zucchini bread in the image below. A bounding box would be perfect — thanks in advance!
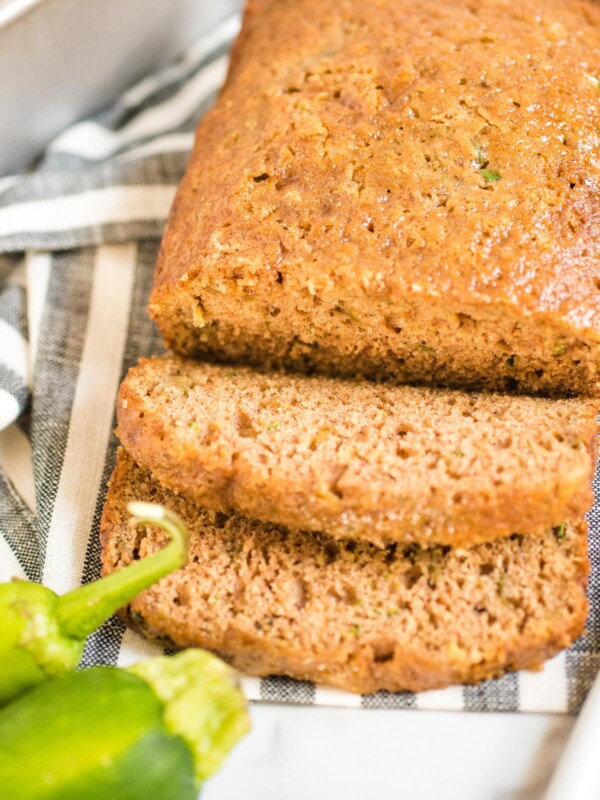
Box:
[150,0,600,396]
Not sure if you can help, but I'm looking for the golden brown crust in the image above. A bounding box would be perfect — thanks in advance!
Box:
[101,450,589,695]
[116,355,599,549]
[151,0,600,396]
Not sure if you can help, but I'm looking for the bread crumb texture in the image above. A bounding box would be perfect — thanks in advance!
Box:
[101,451,589,694]
[151,0,600,396]
[118,355,598,547]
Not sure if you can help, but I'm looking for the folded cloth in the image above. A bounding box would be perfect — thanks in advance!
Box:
[0,13,598,713]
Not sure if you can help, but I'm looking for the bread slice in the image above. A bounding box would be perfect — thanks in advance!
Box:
[150,0,600,397]
[117,354,598,549]
[101,450,589,695]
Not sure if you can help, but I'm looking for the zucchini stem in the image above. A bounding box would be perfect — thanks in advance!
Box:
[56,503,189,639]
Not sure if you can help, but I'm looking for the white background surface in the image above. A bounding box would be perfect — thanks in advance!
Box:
[204,707,574,800]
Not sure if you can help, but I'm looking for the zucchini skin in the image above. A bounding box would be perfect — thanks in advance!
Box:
[0,667,196,800]
[0,503,190,708]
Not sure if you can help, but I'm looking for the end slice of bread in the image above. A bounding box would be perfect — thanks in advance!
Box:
[100,450,589,695]
[117,354,598,548]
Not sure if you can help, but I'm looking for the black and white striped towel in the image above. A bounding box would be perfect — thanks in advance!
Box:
[0,14,598,712]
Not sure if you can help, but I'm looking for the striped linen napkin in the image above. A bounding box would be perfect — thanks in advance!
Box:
[0,13,598,712]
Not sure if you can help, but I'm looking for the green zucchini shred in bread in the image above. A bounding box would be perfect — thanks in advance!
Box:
[150,0,600,397]
[100,451,589,695]
[117,354,598,549]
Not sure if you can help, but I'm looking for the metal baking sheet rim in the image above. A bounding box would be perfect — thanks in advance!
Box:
[0,0,241,176]
[0,0,47,28]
